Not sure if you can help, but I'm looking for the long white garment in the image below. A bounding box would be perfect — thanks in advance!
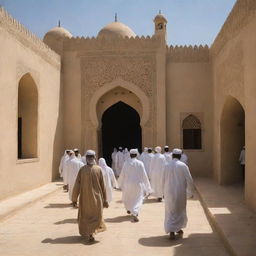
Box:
[163,159,194,233]
[139,148,148,163]
[111,149,117,171]
[180,153,188,165]
[59,151,69,177]
[62,156,71,185]
[143,153,154,177]
[164,152,173,164]
[67,156,84,201]
[115,151,125,176]
[123,148,130,162]
[149,153,166,198]
[99,158,118,203]
[118,158,152,216]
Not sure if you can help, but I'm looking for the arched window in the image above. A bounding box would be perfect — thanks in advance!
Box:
[18,73,38,159]
[182,114,202,150]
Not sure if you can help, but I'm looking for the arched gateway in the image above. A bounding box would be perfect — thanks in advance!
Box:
[89,79,151,157]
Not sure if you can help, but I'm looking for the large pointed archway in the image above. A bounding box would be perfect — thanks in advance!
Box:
[101,101,142,165]
[220,96,245,185]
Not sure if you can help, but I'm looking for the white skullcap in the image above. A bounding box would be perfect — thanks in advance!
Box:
[85,150,96,156]
[144,147,148,150]
[164,145,169,148]
[73,148,79,152]
[172,148,182,155]
[130,149,138,154]
[119,147,122,150]
[155,146,161,153]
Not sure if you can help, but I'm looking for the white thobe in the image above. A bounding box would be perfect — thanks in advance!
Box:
[139,152,147,163]
[149,153,166,198]
[81,156,86,165]
[180,153,188,165]
[100,165,118,203]
[143,153,154,177]
[115,151,125,176]
[67,157,84,201]
[118,158,152,216]
[164,152,173,164]
[59,152,69,178]
[163,159,193,233]
[111,151,117,171]
[62,157,71,186]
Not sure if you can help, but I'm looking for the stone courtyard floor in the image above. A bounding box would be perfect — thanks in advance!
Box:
[0,185,229,256]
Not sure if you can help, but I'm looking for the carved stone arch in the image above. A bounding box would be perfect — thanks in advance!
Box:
[89,78,150,128]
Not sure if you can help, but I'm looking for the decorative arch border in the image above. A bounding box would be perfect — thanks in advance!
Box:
[89,78,150,128]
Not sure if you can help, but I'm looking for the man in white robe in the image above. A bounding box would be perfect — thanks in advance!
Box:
[163,148,194,239]
[111,148,117,172]
[239,146,245,179]
[62,151,72,192]
[115,147,124,177]
[67,151,84,202]
[180,151,189,165]
[149,146,166,202]
[118,149,152,222]
[99,158,118,203]
[59,149,70,179]
[74,148,82,162]
[143,148,154,177]
[139,147,148,163]
[123,148,130,162]
[163,146,172,164]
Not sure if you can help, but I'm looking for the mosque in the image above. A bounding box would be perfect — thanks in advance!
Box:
[0,0,256,212]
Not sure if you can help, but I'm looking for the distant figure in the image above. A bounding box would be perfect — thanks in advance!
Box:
[140,147,148,163]
[72,150,108,242]
[59,149,70,179]
[81,151,87,165]
[163,145,172,164]
[74,148,82,161]
[98,158,118,203]
[149,146,166,202]
[115,147,124,176]
[62,150,72,192]
[144,148,154,177]
[180,151,188,165]
[123,148,130,162]
[118,149,152,222]
[111,148,117,172]
[163,149,194,240]
[67,151,84,202]
[239,146,245,179]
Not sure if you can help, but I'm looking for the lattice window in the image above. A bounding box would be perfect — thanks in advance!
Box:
[182,115,202,150]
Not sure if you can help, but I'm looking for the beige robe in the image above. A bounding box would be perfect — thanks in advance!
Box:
[72,164,107,236]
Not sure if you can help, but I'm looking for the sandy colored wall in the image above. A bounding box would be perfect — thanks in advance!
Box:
[211,0,256,211]
[0,18,61,200]
[166,58,213,177]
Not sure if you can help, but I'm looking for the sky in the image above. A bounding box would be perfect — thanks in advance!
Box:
[0,0,237,46]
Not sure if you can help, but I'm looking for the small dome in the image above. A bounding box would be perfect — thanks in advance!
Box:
[154,13,167,23]
[43,26,72,41]
[98,22,136,38]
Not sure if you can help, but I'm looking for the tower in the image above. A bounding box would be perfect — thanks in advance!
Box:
[154,10,167,41]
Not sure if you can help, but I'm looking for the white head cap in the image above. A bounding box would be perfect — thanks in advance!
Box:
[172,148,182,155]
[130,149,138,154]
[86,150,96,156]
[155,146,161,153]
[164,145,169,149]
[144,147,148,152]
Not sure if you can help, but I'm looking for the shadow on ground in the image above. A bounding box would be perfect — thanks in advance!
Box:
[44,203,72,209]
[54,218,77,225]
[42,236,99,245]
[105,215,133,223]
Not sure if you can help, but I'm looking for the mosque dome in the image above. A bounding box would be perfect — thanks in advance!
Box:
[43,26,73,42]
[98,21,136,39]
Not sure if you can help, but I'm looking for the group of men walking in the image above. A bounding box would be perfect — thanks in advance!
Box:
[59,145,194,242]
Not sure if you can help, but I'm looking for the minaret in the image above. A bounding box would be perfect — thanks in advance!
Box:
[153,10,167,41]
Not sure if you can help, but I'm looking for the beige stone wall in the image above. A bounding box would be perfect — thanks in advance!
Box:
[166,47,213,177]
[0,9,61,200]
[211,0,256,211]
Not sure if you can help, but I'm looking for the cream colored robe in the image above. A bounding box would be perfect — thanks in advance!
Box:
[72,164,107,236]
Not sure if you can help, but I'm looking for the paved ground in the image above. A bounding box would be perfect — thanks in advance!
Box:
[0,188,229,256]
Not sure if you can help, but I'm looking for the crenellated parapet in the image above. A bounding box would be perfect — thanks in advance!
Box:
[167,45,209,63]
[0,7,60,68]
[64,35,162,53]
[211,0,256,56]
